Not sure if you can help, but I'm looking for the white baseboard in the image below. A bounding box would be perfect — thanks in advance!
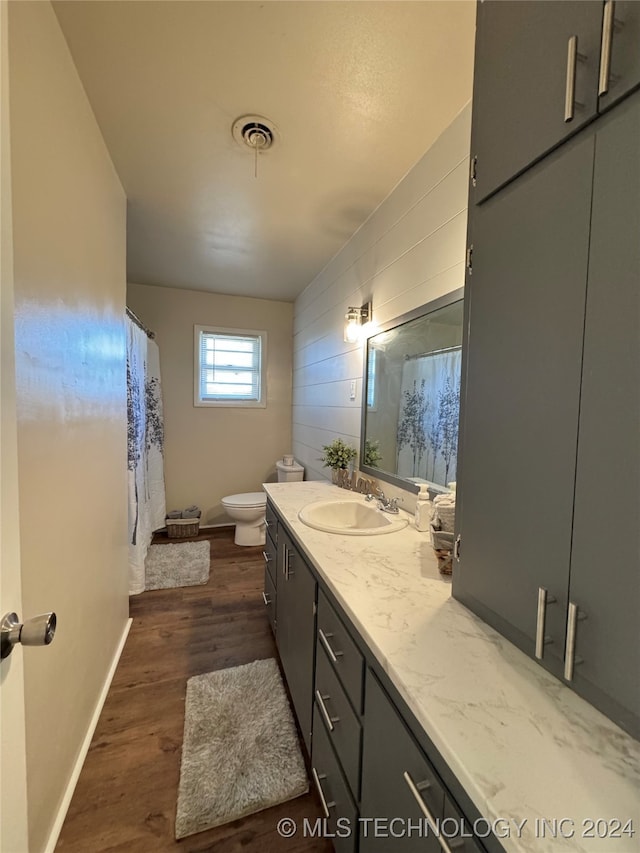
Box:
[44,617,132,853]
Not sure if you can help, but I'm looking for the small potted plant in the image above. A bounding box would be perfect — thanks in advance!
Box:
[321,438,357,485]
[363,438,382,468]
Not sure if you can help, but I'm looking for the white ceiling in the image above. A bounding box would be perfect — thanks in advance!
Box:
[53,1,476,302]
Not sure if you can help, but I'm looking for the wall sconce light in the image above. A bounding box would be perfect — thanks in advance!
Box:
[344,302,371,343]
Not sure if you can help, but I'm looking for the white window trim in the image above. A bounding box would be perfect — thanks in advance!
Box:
[194,325,268,408]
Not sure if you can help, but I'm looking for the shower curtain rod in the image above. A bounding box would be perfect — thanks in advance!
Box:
[126,306,155,340]
[404,344,461,361]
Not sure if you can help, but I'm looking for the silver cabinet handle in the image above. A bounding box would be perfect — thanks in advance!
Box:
[311,767,335,819]
[454,533,461,561]
[535,587,556,660]
[599,0,615,95]
[403,771,455,853]
[318,628,343,663]
[564,35,578,122]
[262,591,270,606]
[264,518,271,528]
[262,550,271,563]
[315,689,339,732]
[1,611,57,660]
[282,544,291,579]
[564,602,586,681]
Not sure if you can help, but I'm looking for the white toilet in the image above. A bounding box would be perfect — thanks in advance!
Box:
[222,458,304,546]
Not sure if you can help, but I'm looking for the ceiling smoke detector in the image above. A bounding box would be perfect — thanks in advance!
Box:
[232,115,277,152]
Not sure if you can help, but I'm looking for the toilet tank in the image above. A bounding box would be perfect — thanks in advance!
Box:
[276,459,304,482]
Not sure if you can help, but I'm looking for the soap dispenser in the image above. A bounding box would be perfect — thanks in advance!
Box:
[414,486,431,532]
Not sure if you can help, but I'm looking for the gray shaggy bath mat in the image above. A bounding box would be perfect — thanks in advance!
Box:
[144,541,210,590]
[175,658,308,839]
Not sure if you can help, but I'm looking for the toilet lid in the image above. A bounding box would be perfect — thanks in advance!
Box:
[222,491,267,507]
[276,459,304,473]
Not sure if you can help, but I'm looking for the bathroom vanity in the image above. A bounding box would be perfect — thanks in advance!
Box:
[263,481,639,853]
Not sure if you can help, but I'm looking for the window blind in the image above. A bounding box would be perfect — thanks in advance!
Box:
[199,331,262,402]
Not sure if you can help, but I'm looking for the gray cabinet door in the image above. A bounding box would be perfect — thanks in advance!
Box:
[472,1,602,202]
[598,1,640,113]
[453,133,595,675]
[360,672,445,852]
[263,565,276,635]
[275,528,317,751]
[568,94,640,737]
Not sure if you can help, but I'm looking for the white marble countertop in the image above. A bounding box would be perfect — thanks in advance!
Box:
[263,481,640,853]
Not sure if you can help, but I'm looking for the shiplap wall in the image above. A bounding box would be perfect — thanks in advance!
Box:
[292,104,472,484]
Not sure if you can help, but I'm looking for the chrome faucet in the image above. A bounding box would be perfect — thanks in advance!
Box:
[372,491,403,514]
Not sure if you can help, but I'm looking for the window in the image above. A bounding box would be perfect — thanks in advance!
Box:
[194,326,267,408]
[366,347,377,411]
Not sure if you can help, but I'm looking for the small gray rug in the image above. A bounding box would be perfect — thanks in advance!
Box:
[144,541,210,590]
[175,658,308,839]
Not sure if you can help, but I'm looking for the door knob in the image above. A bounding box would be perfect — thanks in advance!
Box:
[1,611,57,659]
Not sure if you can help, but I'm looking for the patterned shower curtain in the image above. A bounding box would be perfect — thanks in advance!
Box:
[127,317,166,594]
[396,347,462,488]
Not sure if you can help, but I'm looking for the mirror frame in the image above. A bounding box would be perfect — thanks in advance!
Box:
[359,287,465,495]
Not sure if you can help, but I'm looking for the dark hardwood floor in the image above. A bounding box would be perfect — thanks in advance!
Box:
[56,528,333,853]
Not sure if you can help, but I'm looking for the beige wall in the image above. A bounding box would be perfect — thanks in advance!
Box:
[1,2,29,849]
[9,3,129,851]
[292,104,471,510]
[127,283,293,524]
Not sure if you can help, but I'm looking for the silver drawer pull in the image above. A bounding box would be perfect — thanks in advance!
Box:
[535,587,556,660]
[262,550,271,563]
[403,771,454,853]
[262,591,270,606]
[311,767,335,819]
[319,628,343,663]
[315,689,339,732]
[264,519,271,528]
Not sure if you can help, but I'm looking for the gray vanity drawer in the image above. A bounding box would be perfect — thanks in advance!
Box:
[317,590,364,715]
[262,533,277,586]
[312,704,358,853]
[315,642,362,799]
[263,566,276,634]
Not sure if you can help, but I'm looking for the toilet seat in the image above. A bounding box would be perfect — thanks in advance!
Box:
[222,492,266,508]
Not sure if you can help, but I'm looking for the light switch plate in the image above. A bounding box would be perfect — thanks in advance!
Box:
[349,380,357,401]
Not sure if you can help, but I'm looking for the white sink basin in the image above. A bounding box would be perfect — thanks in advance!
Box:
[298,499,408,535]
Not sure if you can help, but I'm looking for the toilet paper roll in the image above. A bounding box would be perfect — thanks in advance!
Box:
[283,455,294,466]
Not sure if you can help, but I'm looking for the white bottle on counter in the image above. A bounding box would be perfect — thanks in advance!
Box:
[414,486,431,532]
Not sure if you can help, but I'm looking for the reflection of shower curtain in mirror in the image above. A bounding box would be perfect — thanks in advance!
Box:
[127,317,166,594]
[396,347,462,487]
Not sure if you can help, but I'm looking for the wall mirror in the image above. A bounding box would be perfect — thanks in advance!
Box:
[360,289,464,495]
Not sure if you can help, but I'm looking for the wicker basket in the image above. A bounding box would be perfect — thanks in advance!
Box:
[165,517,200,539]
[431,528,454,576]
[434,548,453,576]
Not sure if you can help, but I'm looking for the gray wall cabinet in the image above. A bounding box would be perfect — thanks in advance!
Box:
[567,95,639,735]
[455,0,639,738]
[472,1,640,203]
[454,133,595,677]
